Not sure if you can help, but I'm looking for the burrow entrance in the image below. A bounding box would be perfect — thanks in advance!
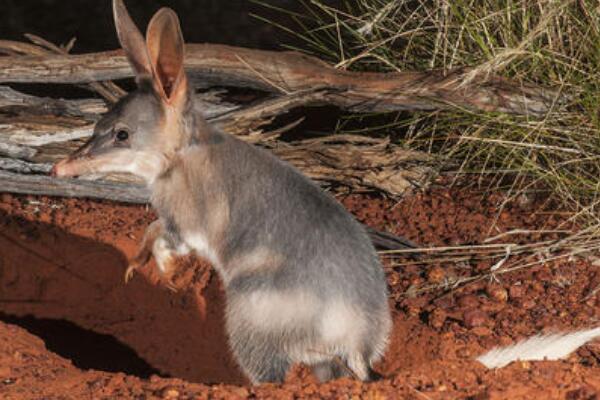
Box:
[0,206,246,385]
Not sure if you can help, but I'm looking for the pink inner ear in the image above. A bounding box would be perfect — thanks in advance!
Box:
[146,8,185,101]
[156,62,177,98]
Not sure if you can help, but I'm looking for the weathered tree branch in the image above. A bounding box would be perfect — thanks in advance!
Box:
[0,85,435,197]
[0,39,554,202]
[0,169,419,251]
[0,86,435,196]
[0,170,149,203]
[0,43,558,116]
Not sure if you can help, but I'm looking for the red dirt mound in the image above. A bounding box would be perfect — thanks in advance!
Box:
[1,188,599,399]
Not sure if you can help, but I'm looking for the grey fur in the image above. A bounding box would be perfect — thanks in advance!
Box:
[55,1,392,384]
[147,124,392,383]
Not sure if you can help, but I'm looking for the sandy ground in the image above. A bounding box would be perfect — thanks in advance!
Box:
[1,187,600,399]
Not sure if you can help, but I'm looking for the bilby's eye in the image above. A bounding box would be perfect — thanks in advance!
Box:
[116,130,129,142]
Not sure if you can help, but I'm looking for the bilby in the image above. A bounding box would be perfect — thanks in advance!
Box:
[51,0,600,384]
[52,0,391,383]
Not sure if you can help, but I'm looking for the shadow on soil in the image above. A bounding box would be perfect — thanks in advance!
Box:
[0,313,162,377]
[0,208,245,384]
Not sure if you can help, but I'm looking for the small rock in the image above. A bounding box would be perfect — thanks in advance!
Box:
[161,387,180,399]
[531,281,545,294]
[516,193,533,207]
[387,272,400,286]
[230,387,250,397]
[585,297,596,307]
[566,385,598,400]
[486,284,508,302]
[519,360,531,370]
[429,308,447,329]
[520,299,536,310]
[508,285,525,300]
[405,304,421,317]
[463,309,488,328]
[457,294,480,308]
[427,266,445,284]
[471,327,492,337]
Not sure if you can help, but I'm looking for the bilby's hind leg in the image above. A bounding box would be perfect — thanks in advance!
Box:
[228,328,291,384]
[235,343,291,383]
[311,359,348,382]
[253,354,291,383]
[347,352,377,381]
[312,356,379,382]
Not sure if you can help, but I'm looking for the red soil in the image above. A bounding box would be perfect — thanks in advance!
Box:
[0,187,599,399]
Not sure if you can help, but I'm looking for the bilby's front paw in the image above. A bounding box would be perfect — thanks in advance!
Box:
[156,256,179,292]
[124,247,153,284]
[124,230,186,290]
[124,263,140,284]
[164,278,178,292]
[124,221,161,285]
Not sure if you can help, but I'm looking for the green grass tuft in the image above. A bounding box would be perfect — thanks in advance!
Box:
[255,0,600,229]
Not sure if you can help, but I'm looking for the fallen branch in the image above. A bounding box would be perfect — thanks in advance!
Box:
[267,135,433,195]
[0,43,558,116]
[0,84,435,198]
[0,169,420,251]
[0,93,434,196]
[0,170,148,203]
[0,37,554,202]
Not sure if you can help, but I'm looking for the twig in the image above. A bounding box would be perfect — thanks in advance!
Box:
[24,33,126,103]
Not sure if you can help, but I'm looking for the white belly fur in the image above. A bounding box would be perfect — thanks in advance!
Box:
[182,231,220,268]
[229,289,365,364]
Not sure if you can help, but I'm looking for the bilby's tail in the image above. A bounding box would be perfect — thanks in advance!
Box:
[477,326,600,369]
[365,226,420,252]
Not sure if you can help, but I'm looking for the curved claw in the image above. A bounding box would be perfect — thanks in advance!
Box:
[165,280,178,292]
[124,263,139,284]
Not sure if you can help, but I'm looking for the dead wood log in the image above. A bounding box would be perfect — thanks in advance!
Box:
[0,169,418,251]
[0,86,239,121]
[0,157,51,174]
[0,43,558,116]
[266,135,434,195]
[0,85,435,198]
[0,170,148,203]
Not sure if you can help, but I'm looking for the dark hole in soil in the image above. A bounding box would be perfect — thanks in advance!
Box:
[0,313,163,378]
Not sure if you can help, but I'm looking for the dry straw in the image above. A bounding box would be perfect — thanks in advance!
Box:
[256,0,600,293]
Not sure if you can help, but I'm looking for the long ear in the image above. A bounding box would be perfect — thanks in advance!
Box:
[146,8,188,103]
[113,0,153,79]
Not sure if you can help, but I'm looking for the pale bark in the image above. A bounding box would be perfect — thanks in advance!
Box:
[0,44,558,116]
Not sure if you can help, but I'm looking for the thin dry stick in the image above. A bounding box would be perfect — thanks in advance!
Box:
[23,34,126,103]
[392,227,600,296]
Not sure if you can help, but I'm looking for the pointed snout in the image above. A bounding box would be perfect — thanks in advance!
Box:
[50,160,63,177]
[51,140,94,177]
[51,158,78,178]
